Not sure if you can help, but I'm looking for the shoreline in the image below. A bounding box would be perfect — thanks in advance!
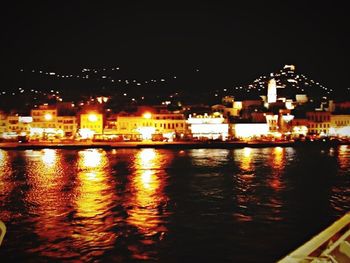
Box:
[0,140,348,150]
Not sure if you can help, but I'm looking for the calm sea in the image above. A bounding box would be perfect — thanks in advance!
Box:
[0,146,350,262]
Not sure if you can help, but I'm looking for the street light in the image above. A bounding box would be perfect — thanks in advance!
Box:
[88,114,98,122]
[44,113,53,121]
[143,112,152,119]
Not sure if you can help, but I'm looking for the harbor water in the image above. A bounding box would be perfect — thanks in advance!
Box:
[0,146,350,262]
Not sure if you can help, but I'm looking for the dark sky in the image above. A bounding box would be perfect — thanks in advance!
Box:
[1,1,349,95]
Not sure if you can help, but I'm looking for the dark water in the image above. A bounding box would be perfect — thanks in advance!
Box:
[0,146,350,262]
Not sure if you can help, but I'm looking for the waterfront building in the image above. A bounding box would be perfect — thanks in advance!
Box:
[290,118,309,137]
[31,105,78,139]
[231,123,269,139]
[0,113,7,135]
[329,114,350,137]
[306,111,331,135]
[116,111,187,141]
[79,113,103,138]
[56,116,78,137]
[265,113,279,133]
[31,105,58,129]
[187,113,228,140]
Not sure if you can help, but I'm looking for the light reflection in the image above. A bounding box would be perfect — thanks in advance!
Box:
[0,150,13,214]
[241,147,253,171]
[338,145,350,172]
[127,149,167,236]
[268,147,286,190]
[233,148,255,222]
[138,148,156,168]
[125,148,169,260]
[79,149,102,168]
[0,149,6,164]
[41,149,56,166]
[73,149,116,254]
[24,150,77,258]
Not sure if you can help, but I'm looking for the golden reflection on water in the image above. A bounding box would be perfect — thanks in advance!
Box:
[127,149,167,237]
[338,145,350,171]
[0,149,13,220]
[73,149,116,257]
[41,149,56,166]
[268,147,285,191]
[24,149,76,258]
[241,147,253,172]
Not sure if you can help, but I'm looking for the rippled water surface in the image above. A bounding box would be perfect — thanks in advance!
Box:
[0,146,350,262]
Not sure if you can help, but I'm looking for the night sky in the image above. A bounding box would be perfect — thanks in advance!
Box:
[1,2,349,97]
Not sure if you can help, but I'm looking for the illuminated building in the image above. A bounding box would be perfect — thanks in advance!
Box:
[0,114,6,135]
[306,111,331,136]
[187,113,228,140]
[7,115,32,133]
[291,118,309,137]
[56,116,78,137]
[31,105,58,129]
[231,123,269,139]
[329,114,350,137]
[80,113,103,136]
[295,94,308,104]
[30,105,78,139]
[116,112,187,141]
[267,78,277,104]
[265,114,279,132]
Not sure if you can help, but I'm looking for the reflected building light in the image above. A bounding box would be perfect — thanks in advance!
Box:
[243,147,252,158]
[79,149,102,168]
[126,149,166,239]
[42,149,56,166]
[273,147,284,168]
[0,149,6,163]
[240,147,253,171]
[140,170,154,190]
[139,148,156,167]
[268,147,286,191]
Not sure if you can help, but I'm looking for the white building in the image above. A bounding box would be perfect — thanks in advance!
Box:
[187,113,228,140]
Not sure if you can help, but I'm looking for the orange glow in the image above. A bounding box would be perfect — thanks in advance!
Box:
[268,147,285,191]
[44,113,53,121]
[79,149,102,168]
[241,147,253,171]
[139,148,156,167]
[127,149,168,238]
[88,113,98,122]
[0,149,6,164]
[23,150,75,258]
[41,149,56,166]
[143,112,152,119]
[73,149,116,251]
[137,127,156,140]
[338,145,350,171]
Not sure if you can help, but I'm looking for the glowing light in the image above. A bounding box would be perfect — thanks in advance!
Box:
[88,114,98,122]
[234,123,269,138]
[42,149,56,166]
[143,112,152,119]
[78,128,95,139]
[74,149,116,248]
[126,148,168,244]
[0,150,6,163]
[139,149,156,167]
[267,78,277,103]
[79,149,102,168]
[137,127,155,140]
[44,113,53,121]
[243,147,252,158]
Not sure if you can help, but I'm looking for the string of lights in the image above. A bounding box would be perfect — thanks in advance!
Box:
[0,65,342,99]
